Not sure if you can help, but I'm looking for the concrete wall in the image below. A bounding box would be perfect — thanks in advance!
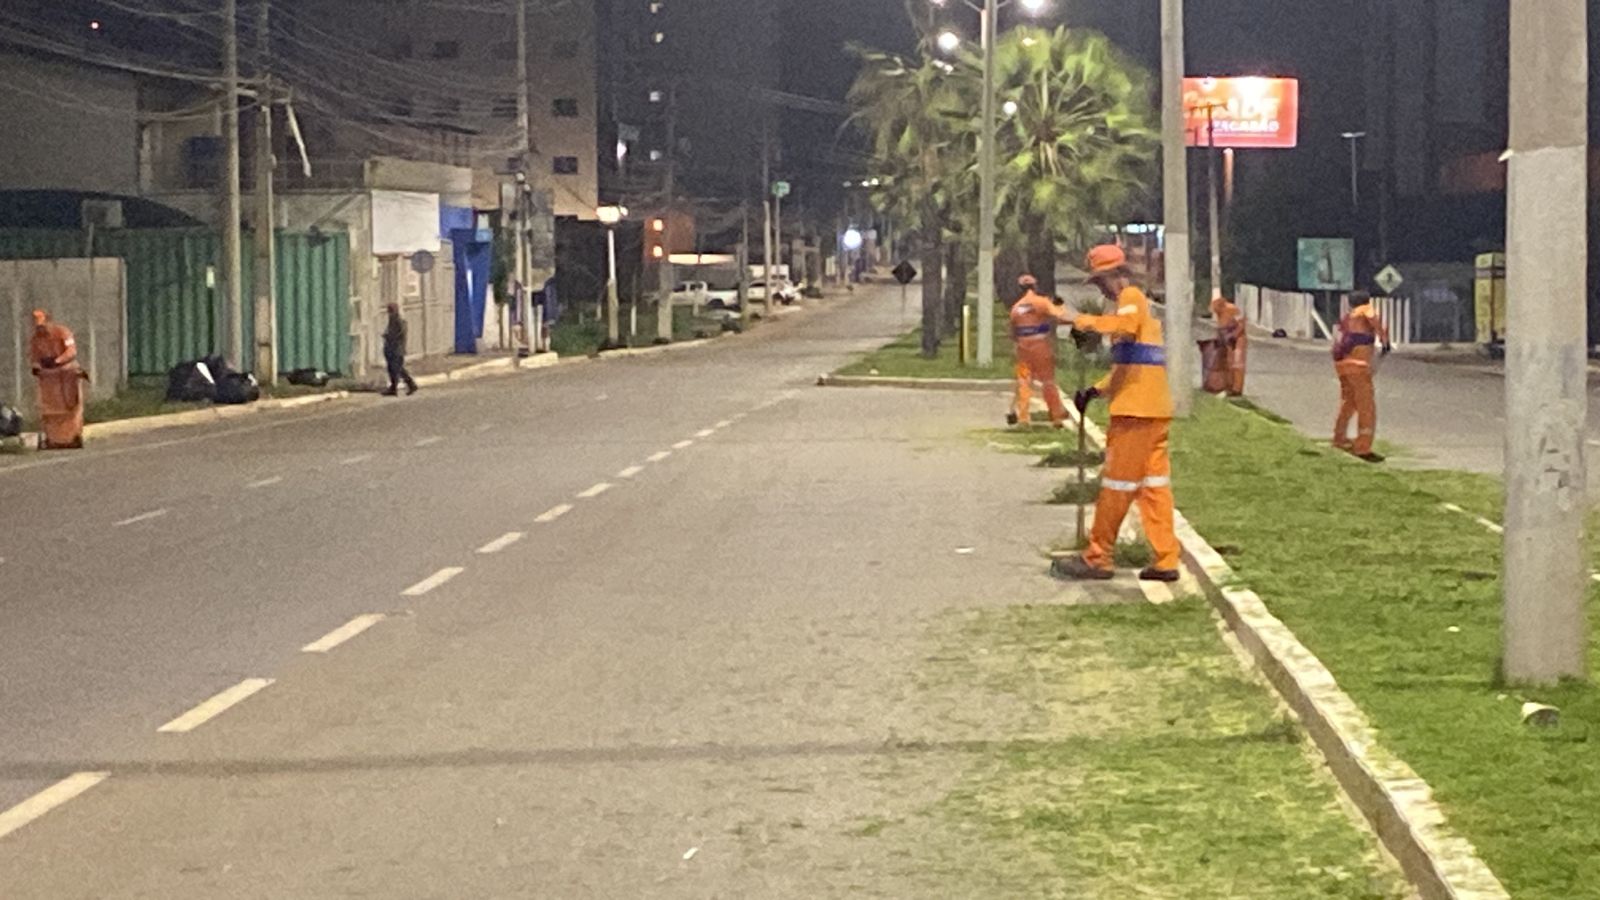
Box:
[0,53,140,195]
[0,259,126,414]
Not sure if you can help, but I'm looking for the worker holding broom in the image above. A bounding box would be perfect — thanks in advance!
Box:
[29,309,87,450]
[1051,245,1181,583]
[1006,274,1071,429]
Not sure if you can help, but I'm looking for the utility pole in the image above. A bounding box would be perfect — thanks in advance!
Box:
[220,0,244,368]
[656,85,678,343]
[1160,0,1194,416]
[739,200,752,329]
[761,123,774,319]
[1502,0,1589,684]
[515,0,536,353]
[974,0,998,366]
[1204,104,1221,301]
[251,0,277,383]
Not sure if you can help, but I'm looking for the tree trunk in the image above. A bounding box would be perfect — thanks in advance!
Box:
[942,242,968,339]
[920,230,944,358]
[1026,216,1057,298]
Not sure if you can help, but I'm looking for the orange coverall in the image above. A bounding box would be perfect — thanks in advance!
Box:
[1332,303,1388,456]
[1073,285,1179,573]
[1208,297,1247,396]
[1009,289,1069,426]
[29,318,85,449]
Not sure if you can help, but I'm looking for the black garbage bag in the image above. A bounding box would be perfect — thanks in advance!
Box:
[214,372,261,405]
[166,359,219,402]
[284,368,330,388]
[0,405,22,438]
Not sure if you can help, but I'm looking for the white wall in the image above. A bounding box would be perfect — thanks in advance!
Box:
[0,53,140,195]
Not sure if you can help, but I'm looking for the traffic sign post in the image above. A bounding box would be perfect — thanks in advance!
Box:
[1374,264,1404,296]
[892,260,918,321]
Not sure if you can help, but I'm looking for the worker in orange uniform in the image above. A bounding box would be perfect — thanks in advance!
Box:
[29,309,87,449]
[1006,274,1070,428]
[1208,295,1247,396]
[1051,245,1180,583]
[1332,290,1391,462]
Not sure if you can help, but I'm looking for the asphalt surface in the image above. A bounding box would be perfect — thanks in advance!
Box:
[1243,340,1600,485]
[0,284,1165,897]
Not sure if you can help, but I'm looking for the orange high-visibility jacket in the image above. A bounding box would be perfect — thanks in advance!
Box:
[1075,285,1175,419]
[1211,297,1244,344]
[1334,303,1389,367]
[1009,290,1068,348]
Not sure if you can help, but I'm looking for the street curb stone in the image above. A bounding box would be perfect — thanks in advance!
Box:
[1067,405,1510,900]
[816,374,1009,391]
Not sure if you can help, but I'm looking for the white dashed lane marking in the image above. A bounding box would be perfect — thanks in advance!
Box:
[246,476,283,489]
[535,503,573,523]
[157,678,275,734]
[673,440,694,450]
[414,436,443,448]
[577,483,613,499]
[302,615,386,653]
[617,465,644,479]
[0,772,110,841]
[695,428,715,438]
[113,508,168,528]
[476,532,525,555]
[647,450,672,463]
[340,454,374,465]
[402,567,465,597]
[714,420,733,429]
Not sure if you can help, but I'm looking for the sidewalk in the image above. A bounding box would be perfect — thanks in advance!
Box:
[0,376,1403,898]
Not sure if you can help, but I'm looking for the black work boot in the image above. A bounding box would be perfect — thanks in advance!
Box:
[1357,452,1385,464]
[1051,556,1115,581]
[1006,411,1019,426]
[1138,567,1180,583]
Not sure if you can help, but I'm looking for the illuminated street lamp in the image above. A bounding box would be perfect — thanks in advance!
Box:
[597,205,628,345]
[930,0,1047,366]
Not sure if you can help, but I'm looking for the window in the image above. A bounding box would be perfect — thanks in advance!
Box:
[649,1,662,12]
[648,149,664,162]
[552,40,580,60]
[652,32,665,44]
[552,98,580,118]
[492,97,519,119]
[431,41,460,59]
[648,89,663,104]
[553,156,580,175]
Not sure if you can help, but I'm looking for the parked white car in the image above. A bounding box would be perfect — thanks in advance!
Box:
[671,281,710,307]
[750,278,798,306]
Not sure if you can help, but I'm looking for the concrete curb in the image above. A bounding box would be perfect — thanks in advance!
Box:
[82,390,354,441]
[1065,405,1509,900]
[816,374,1009,392]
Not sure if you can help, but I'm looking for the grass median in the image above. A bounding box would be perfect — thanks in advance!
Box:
[1170,395,1600,899]
[836,320,1108,389]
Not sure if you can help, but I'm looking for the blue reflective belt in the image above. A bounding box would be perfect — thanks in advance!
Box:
[1109,342,1167,366]
[1347,334,1376,346]
[1013,323,1053,338]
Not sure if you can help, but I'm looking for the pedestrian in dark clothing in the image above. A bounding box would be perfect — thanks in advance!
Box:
[382,303,417,396]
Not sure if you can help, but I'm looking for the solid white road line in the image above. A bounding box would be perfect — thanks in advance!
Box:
[535,503,574,523]
[113,508,168,528]
[647,450,672,463]
[0,772,110,841]
[414,436,443,448]
[246,476,283,489]
[617,465,645,479]
[731,412,747,421]
[695,428,716,438]
[157,678,274,733]
[577,482,613,499]
[476,532,525,555]
[1441,502,1506,535]
[340,453,374,465]
[402,567,465,597]
[302,614,385,653]
[673,439,694,450]
[714,420,733,429]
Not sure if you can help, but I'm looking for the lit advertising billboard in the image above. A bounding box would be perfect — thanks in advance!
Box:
[1183,77,1300,149]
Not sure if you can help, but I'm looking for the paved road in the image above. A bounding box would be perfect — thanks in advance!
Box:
[1243,341,1600,485]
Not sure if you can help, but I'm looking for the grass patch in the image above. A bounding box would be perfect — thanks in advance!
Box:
[1170,394,1600,898]
[1048,479,1100,505]
[1039,447,1103,469]
[837,312,1107,387]
[549,306,708,356]
[84,383,201,424]
[1049,537,1155,568]
[932,602,1404,898]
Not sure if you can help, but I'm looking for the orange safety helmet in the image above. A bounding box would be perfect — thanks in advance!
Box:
[1018,274,1038,288]
[1085,244,1128,278]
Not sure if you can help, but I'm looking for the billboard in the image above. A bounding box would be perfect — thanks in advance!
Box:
[1183,77,1300,149]
[1297,238,1355,291]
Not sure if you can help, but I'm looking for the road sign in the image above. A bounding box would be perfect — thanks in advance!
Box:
[1374,264,1404,295]
[771,181,791,199]
[892,260,918,285]
[1296,238,1354,291]
[410,250,436,274]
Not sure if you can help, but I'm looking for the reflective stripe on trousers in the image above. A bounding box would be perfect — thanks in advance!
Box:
[1103,475,1170,493]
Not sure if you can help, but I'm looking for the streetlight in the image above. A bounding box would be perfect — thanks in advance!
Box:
[929,0,1046,367]
[597,204,628,345]
[1339,131,1366,212]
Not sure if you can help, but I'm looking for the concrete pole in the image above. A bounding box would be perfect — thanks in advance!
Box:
[1206,106,1221,301]
[252,0,277,383]
[774,192,783,281]
[1160,0,1194,416]
[1502,0,1589,684]
[220,0,244,368]
[657,86,678,343]
[975,0,997,366]
[761,125,774,318]
[605,225,620,343]
[515,0,536,353]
